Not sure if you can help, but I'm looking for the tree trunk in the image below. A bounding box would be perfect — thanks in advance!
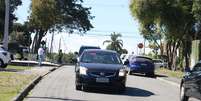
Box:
[171,47,177,71]
[31,30,45,53]
[184,40,191,69]
[167,42,172,70]
[166,40,180,71]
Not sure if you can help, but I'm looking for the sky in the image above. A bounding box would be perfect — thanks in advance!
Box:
[15,0,148,54]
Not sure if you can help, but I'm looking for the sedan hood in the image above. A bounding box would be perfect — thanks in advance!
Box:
[80,63,124,72]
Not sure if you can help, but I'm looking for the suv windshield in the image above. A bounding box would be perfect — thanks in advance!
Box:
[80,51,121,64]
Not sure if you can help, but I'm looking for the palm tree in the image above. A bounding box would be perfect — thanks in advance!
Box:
[103,32,123,54]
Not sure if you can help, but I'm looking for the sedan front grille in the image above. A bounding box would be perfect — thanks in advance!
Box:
[88,72,116,77]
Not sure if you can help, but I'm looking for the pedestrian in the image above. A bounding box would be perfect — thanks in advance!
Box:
[58,49,63,64]
[38,46,44,66]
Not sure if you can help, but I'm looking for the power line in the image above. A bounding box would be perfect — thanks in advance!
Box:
[74,33,142,38]
[84,3,126,8]
[89,30,138,34]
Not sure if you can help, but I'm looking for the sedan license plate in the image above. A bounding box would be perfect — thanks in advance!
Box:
[96,78,109,83]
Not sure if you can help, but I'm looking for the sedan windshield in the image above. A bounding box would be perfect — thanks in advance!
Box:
[80,51,121,64]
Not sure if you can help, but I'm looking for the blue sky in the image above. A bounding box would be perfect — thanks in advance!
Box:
[15,0,147,54]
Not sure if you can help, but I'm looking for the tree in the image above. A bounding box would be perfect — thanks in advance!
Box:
[192,0,201,39]
[10,22,32,47]
[0,0,22,40]
[29,0,93,53]
[103,32,123,54]
[130,0,196,70]
[121,49,128,54]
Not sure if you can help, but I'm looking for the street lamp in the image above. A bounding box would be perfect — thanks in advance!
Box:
[3,0,10,50]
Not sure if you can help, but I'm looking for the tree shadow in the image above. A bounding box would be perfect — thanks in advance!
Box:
[84,86,155,97]
[155,74,168,78]
[0,68,21,72]
[129,73,167,79]
[26,96,87,101]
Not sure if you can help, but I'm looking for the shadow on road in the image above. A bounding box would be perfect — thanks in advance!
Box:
[85,86,155,97]
[0,68,21,72]
[123,87,155,97]
[155,74,168,78]
[129,73,167,79]
[26,96,87,101]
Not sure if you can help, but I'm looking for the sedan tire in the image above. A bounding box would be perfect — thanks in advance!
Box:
[180,84,189,101]
[146,72,155,77]
[76,85,82,90]
[129,71,132,75]
[0,59,5,68]
[117,84,126,93]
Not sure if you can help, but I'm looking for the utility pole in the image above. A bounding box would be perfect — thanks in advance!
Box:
[50,33,55,54]
[58,36,61,52]
[144,38,146,55]
[3,0,10,50]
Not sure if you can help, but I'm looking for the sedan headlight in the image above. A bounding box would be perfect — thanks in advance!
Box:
[119,69,126,76]
[79,66,88,75]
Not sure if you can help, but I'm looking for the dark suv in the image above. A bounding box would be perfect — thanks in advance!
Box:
[78,46,100,56]
[75,49,127,92]
[180,61,201,101]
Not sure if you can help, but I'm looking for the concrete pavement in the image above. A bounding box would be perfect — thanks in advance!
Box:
[23,65,199,101]
[13,66,59,101]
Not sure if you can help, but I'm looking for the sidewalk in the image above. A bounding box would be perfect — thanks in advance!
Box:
[156,73,181,87]
[20,66,57,76]
[13,66,59,101]
[10,60,60,67]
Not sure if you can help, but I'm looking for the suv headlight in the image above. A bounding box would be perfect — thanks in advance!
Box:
[119,69,126,76]
[79,66,88,75]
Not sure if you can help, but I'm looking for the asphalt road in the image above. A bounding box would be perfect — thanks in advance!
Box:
[24,66,198,101]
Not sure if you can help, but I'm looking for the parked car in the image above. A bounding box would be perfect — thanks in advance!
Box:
[126,55,155,77]
[153,59,167,69]
[0,47,11,68]
[75,49,127,92]
[78,46,100,56]
[180,61,201,101]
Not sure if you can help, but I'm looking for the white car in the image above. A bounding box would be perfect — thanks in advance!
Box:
[0,47,11,68]
[153,59,167,69]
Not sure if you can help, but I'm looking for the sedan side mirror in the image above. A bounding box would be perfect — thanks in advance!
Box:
[184,67,192,76]
[184,67,191,73]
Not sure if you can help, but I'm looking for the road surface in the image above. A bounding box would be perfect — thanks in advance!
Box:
[24,65,198,101]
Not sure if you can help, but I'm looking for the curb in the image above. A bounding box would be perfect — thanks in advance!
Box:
[156,77,180,88]
[12,67,59,101]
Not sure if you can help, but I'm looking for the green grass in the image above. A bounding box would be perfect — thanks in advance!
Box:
[156,68,184,78]
[6,65,32,71]
[0,67,37,101]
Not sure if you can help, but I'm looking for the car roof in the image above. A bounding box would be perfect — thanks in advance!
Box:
[80,45,100,48]
[130,55,153,60]
[83,49,117,54]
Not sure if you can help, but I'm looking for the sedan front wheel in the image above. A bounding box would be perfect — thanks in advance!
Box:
[180,84,189,101]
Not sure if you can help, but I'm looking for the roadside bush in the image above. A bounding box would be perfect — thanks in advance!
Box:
[46,52,76,64]
[62,52,76,64]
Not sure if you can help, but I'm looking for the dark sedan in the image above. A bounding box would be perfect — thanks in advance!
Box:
[75,49,127,92]
[180,61,201,101]
[126,56,155,77]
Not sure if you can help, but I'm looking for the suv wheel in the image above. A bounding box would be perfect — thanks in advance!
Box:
[180,84,189,101]
[0,59,5,68]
